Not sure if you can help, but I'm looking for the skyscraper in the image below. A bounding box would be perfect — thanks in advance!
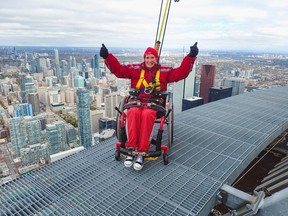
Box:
[173,60,197,114]
[13,103,33,117]
[24,116,42,145]
[9,117,27,156]
[104,93,123,118]
[28,93,40,116]
[208,87,232,102]
[199,64,216,104]
[19,74,33,103]
[66,124,77,147]
[46,121,67,155]
[93,54,100,78]
[74,75,85,88]
[54,49,61,82]
[81,59,89,79]
[76,88,92,148]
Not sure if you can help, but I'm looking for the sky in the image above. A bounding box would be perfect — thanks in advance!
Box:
[0,0,288,53]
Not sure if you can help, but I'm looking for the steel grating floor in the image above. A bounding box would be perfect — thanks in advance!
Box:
[1,86,288,216]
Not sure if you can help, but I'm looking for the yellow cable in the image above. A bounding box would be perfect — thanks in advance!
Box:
[157,0,170,42]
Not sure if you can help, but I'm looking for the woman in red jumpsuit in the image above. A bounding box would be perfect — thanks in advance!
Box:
[100,43,198,170]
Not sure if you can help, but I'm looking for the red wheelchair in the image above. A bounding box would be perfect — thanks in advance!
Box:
[114,88,174,165]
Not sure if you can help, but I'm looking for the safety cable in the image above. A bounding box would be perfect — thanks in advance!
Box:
[154,0,164,47]
[157,0,170,42]
[158,0,172,58]
[154,0,173,59]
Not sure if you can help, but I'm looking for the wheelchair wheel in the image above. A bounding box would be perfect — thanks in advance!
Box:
[115,98,125,142]
[115,150,121,161]
[163,153,169,165]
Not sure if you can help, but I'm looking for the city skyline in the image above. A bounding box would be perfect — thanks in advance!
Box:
[0,0,288,53]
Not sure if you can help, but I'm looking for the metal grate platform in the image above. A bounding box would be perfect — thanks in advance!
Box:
[1,86,288,216]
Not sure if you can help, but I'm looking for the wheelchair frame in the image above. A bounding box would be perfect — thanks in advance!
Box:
[114,90,174,165]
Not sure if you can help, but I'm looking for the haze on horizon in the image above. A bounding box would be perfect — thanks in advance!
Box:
[0,0,288,53]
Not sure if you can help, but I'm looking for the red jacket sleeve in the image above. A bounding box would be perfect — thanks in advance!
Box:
[104,54,133,79]
[166,55,196,83]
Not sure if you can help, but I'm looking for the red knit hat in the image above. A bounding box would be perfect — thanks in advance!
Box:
[143,47,159,60]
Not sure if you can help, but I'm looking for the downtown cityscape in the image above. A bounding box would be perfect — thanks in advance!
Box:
[0,45,288,185]
[1,0,288,214]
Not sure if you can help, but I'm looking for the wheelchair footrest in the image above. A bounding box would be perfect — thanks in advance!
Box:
[120,147,162,158]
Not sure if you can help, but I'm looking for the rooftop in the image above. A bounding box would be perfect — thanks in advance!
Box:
[1,86,288,215]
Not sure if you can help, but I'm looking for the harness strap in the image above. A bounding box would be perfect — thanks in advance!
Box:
[135,69,161,91]
[155,70,161,91]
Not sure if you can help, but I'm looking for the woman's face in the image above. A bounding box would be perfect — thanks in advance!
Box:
[144,54,157,69]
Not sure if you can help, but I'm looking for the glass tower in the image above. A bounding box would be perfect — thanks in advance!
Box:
[93,54,100,78]
[76,88,92,148]
[54,49,61,82]
[9,117,27,156]
[46,121,67,155]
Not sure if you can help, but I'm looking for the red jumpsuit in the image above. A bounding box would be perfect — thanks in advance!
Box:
[105,53,196,152]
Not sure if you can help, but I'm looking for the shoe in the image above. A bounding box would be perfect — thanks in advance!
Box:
[124,155,134,168]
[133,155,144,171]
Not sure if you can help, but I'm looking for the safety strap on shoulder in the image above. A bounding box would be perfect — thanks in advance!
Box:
[136,69,161,91]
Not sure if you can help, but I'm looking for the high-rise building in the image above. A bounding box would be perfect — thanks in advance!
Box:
[81,59,89,79]
[74,75,85,88]
[13,103,33,117]
[208,87,232,102]
[194,77,200,97]
[9,117,27,156]
[28,93,40,116]
[199,64,216,104]
[46,121,67,155]
[92,54,100,78]
[172,61,197,114]
[25,83,36,94]
[76,88,92,148]
[24,116,42,145]
[19,74,33,103]
[20,143,49,165]
[45,76,57,87]
[91,110,103,134]
[66,124,77,147]
[223,78,245,96]
[104,93,123,118]
[34,113,47,130]
[54,49,61,82]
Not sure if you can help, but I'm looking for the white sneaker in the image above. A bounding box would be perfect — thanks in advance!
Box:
[133,155,144,171]
[124,155,134,168]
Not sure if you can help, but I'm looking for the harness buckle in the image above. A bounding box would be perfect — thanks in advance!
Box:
[144,87,153,94]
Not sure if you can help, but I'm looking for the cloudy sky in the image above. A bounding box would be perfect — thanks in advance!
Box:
[0,0,288,52]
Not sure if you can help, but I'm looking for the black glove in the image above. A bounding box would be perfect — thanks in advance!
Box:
[188,42,198,57]
[100,43,109,59]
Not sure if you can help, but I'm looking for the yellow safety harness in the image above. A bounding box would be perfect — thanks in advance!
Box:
[136,69,161,93]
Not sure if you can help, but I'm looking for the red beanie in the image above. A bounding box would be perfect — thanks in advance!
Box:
[143,47,159,60]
